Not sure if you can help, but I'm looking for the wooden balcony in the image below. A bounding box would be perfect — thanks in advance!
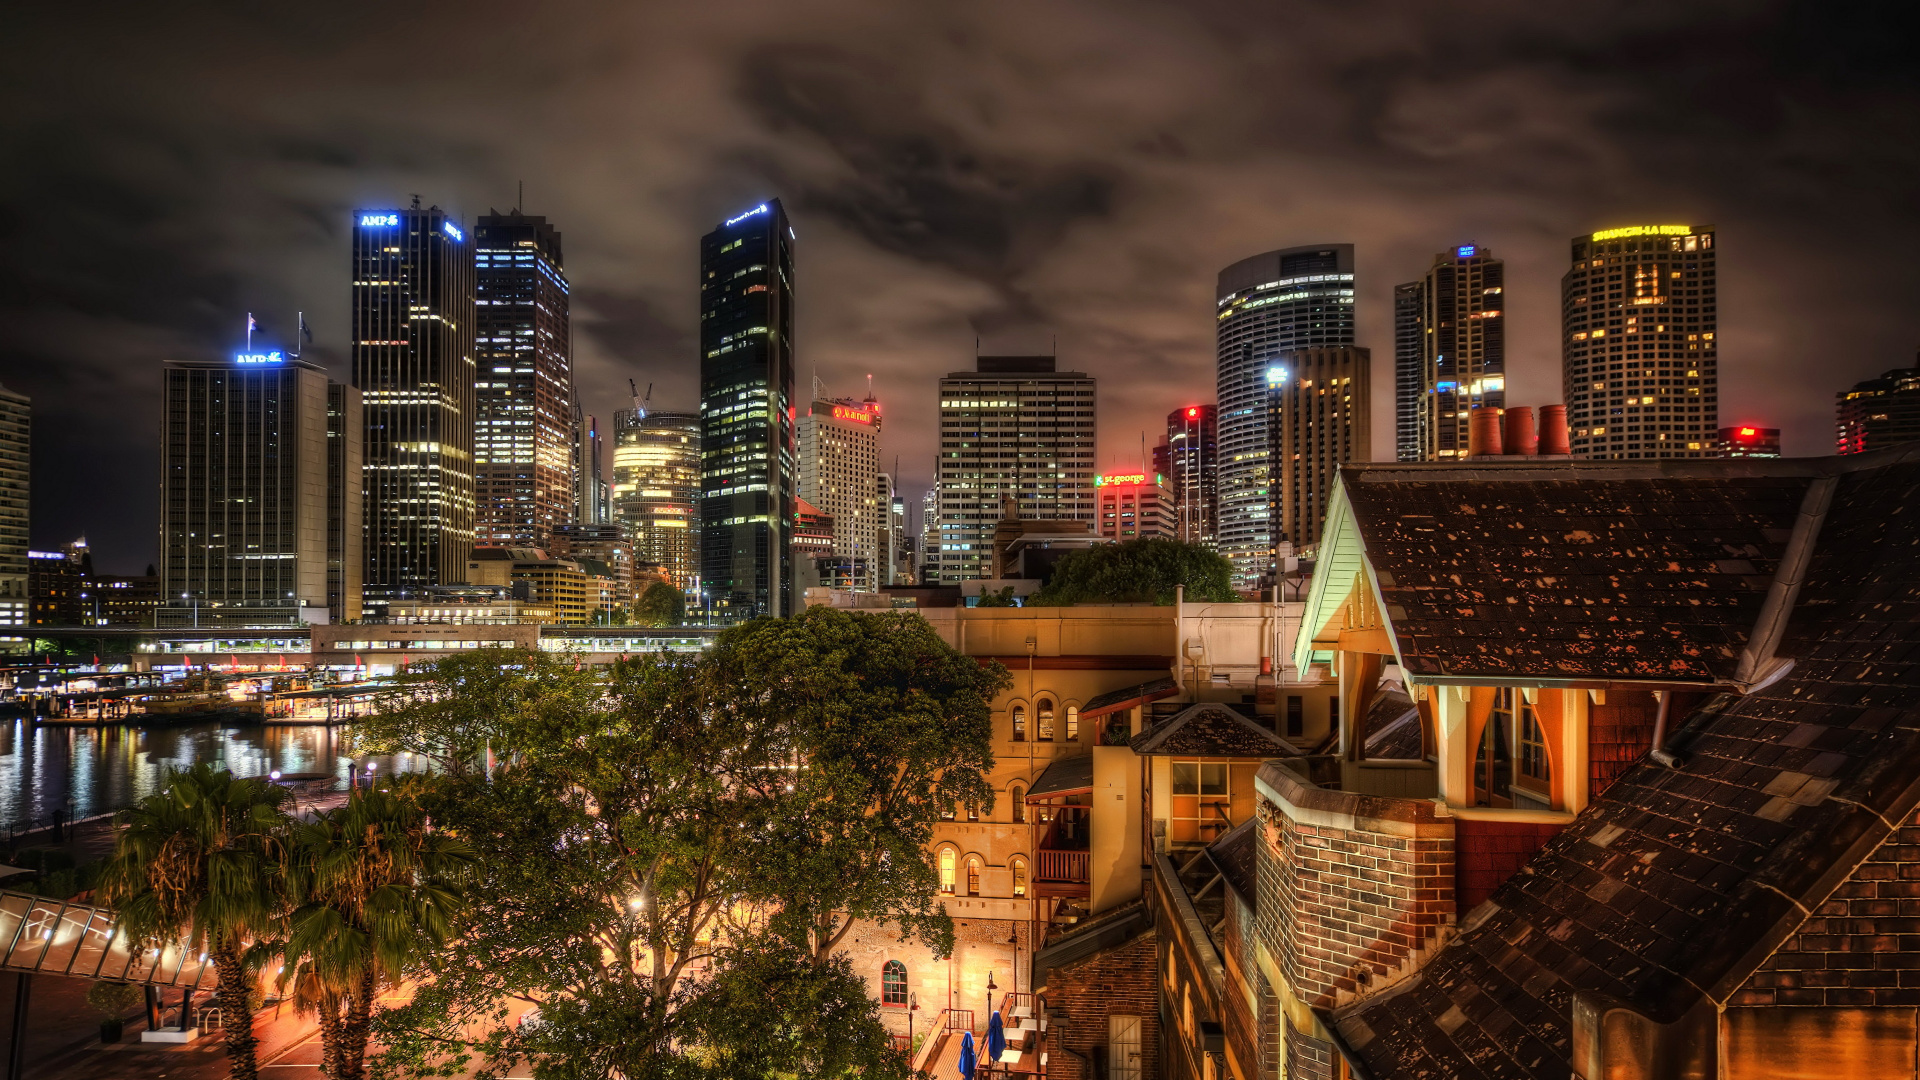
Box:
[1034,809,1091,898]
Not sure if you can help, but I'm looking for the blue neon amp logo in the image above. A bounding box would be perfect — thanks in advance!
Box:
[443,221,463,241]
[236,351,284,364]
[360,213,399,227]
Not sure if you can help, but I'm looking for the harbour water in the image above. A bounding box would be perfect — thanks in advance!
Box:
[0,719,421,827]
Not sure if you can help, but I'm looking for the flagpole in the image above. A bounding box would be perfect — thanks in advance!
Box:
[246,313,253,350]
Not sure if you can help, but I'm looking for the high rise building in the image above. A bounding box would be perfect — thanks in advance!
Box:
[1719,425,1782,458]
[326,383,364,623]
[797,396,883,591]
[1396,245,1505,460]
[29,541,90,627]
[353,203,477,605]
[919,484,939,583]
[1562,225,1718,459]
[0,384,26,641]
[611,409,701,592]
[573,405,609,525]
[1266,347,1372,558]
[1095,473,1176,541]
[935,355,1096,582]
[699,200,796,620]
[473,211,573,548]
[1393,282,1425,462]
[1837,364,1920,455]
[1162,404,1219,546]
[159,350,350,626]
[1215,245,1355,589]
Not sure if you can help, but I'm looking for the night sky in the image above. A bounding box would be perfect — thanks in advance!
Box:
[4,2,1916,571]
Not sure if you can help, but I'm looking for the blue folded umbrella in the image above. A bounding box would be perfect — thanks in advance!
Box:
[959,1031,977,1080]
[987,1010,1007,1064]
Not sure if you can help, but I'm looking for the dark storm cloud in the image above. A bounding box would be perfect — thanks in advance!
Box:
[4,0,1919,568]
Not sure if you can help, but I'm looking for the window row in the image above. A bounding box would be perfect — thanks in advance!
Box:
[936,849,1029,898]
[1010,697,1079,742]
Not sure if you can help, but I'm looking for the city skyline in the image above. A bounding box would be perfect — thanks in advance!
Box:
[7,4,1918,570]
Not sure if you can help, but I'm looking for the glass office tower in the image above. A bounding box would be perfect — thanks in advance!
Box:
[352,203,476,605]
[1215,245,1354,589]
[473,211,573,548]
[698,200,795,619]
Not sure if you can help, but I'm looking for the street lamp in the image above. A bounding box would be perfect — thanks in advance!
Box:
[908,992,919,1049]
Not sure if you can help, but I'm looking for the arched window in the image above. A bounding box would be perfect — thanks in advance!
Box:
[1037,698,1055,741]
[939,848,956,894]
[1011,857,1029,898]
[1011,785,1027,824]
[966,855,982,896]
[1012,704,1027,742]
[1066,705,1080,741]
[882,960,909,1006]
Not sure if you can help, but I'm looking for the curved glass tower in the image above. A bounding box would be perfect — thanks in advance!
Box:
[1214,245,1355,589]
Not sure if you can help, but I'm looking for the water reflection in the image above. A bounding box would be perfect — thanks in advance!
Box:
[0,720,423,825]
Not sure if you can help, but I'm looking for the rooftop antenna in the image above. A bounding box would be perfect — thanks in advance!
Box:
[629,379,647,419]
[865,373,875,403]
[812,362,822,403]
[410,193,422,210]
[517,180,524,214]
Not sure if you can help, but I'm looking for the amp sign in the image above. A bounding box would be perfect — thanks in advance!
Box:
[235,351,284,364]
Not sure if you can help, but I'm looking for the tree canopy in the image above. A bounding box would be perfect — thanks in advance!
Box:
[634,580,687,627]
[1028,537,1239,605]
[373,608,1007,1080]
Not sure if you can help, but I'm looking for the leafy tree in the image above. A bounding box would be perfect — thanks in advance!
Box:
[1029,537,1239,605]
[974,584,1019,607]
[633,581,686,627]
[278,785,472,1080]
[375,611,1003,1080]
[711,607,1005,963]
[348,647,579,779]
[99,764,292,1080]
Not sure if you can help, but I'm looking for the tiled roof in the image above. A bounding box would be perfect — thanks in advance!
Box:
[1341,463,1812,683]
[1130,702,1298,757]
[1331,447,1920,1080]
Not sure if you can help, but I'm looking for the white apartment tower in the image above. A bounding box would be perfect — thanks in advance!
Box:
[797,396,883,591]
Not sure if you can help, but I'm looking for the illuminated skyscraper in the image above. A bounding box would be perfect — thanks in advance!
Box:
[612,409,701,592]
[1837,364,1920,455]
[797,396,882,590]
[699,200,795,619]
[1266,347,1371,555]
[159,349,355,626]
[935,355,1096,582]
[1215,245,1354,589]
[0,384,27,642]
[473,211,573,548]
[1162,404,1218,546]
[1396,245,1506,460]
[1562,225,1718,458]
[352,203,477,604]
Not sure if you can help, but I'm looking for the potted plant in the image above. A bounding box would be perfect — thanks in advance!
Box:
[86,981,142,1043]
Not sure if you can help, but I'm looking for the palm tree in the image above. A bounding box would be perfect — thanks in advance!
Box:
[99,763,292,1080]
[279,784,472,1080]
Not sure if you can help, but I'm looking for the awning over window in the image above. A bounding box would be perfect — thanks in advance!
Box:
[1025,755,1094,801]
[1079,676,1179,720]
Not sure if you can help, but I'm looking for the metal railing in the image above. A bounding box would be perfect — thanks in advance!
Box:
[0,889,213,987]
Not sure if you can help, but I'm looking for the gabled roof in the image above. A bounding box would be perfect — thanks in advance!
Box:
[1130,702,1299,757]
[1305,458,1841,685]
[1026,754,1094,800]
[1330,445,1920,1080]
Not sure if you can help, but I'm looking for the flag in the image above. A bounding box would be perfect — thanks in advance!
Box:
[299,315,313,344]
[247,314,257,333]
[354,653,363,668]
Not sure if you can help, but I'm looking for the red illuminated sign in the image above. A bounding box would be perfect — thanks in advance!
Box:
[1737,426,1757,437]
[1186,407,1199,419]
[832,405,874,425]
